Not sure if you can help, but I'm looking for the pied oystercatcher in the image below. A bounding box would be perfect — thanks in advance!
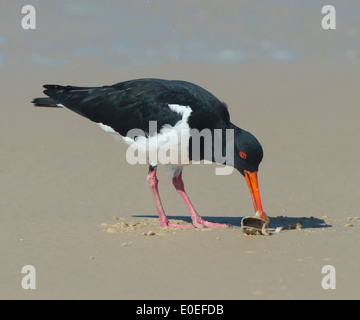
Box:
[32,78,268,228]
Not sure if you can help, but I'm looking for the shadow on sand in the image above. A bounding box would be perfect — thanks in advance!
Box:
[132,215,331,229]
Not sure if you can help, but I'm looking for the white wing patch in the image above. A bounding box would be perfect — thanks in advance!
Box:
[97,122,116,134]
[122,104,193,166]
[168,104,192,117]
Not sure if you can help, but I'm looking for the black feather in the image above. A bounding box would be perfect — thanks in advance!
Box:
[37,78,230,136]
[31,97,62,107]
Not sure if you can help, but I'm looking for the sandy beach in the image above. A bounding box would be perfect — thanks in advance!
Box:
[1,1,360,300]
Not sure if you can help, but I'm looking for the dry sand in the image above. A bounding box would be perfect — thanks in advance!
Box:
[1,1,360,300]
[1,63,359,300]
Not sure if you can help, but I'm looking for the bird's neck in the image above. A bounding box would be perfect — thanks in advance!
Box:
[188,122,239,167]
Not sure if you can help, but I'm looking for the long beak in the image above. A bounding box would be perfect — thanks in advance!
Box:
[244,170,269,223]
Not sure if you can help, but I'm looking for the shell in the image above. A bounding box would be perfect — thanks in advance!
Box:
[241,216,269,236]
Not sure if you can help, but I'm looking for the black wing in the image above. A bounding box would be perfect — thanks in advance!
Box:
[37,78,230,136]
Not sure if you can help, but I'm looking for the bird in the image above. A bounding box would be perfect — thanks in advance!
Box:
[32,78,268,228]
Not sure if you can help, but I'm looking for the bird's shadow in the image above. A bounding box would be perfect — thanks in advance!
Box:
[132,215,331,229]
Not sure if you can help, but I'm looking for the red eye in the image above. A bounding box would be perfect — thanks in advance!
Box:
[239,151,247,159]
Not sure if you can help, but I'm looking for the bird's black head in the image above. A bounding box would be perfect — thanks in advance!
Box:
[232,126,263,176]
[230,124,268,223]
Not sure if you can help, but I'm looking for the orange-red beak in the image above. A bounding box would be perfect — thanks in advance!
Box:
[244,170,269,223]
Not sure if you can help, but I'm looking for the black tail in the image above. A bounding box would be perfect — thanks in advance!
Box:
[31,97,63,108]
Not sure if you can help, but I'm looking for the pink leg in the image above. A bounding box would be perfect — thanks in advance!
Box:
[147,167,192,228]
[172,169,227,228]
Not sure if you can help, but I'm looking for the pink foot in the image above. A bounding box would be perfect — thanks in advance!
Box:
[160,220,193,229]
[193,219,228,228]
[200,221,228,228]
[172,170,228,229]
[161,219,226,229]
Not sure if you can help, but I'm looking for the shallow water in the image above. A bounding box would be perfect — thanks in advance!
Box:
[1,1,359,68]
